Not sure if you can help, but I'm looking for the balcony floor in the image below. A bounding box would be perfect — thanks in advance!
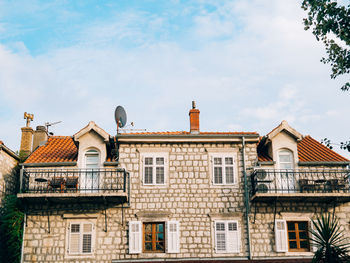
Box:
[251,192,350,203]
[17,192,128,205]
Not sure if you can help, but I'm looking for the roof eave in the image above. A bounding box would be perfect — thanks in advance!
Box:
[298,161,350,166]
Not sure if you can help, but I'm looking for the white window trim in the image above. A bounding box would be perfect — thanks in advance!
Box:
[65,219,96,258]
[209,152,238,186]
[214,220,240,254]
[140,152,169,186]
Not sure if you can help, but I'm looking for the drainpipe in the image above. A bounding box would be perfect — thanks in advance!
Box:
[242,136,252,260]
[20,213,26,263]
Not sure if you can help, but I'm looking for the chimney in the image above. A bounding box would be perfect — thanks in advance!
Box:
[189,101,200,134]
[19,112,34,159]
[32,125,48,150]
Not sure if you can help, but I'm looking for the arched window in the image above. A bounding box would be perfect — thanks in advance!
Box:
[278,149,294,170]
[85,149,99,169]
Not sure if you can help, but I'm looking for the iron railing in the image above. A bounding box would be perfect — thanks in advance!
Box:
[20,168,129,194]
[251,169,350,195]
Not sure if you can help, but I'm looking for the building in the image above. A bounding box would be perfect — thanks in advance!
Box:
[0,140,19,207]
[17,104,350,262]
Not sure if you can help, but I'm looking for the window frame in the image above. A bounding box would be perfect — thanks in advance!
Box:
[66,221,95,256]
[286,221,310,252]
[143,222,166,253]
[277,149,294,170]
[210,153,238,186]
[141,152,168,186]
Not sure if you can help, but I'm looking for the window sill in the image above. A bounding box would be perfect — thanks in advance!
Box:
[285,251,313,256]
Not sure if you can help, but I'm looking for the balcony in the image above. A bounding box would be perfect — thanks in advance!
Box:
[251,169,350,202]
[17,168,129,205]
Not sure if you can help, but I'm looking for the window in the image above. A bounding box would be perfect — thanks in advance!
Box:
[214,221,240,253]
[275,219,311,252]
[143,154,167,185]
[129,221,179,254]
[287,221,309,252]
[67,222,94,255]
[143,222,165,252]
[83,149,100,191]
[278,149,293,170]
[212,155,236,185]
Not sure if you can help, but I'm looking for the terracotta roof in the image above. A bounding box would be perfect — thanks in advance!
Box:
[120,131,258,135]
[298,136,349,162]
[25,136,78,163]
[0,140,3,145]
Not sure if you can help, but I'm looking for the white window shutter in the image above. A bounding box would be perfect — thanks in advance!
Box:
[226,221,240,253]
[69,223,81,254]
[82,223,93,254]
[275,220,288,252]
[129,221,142,254]
[310,220,318,252]
[214,221,226,253]
[167,221,180,253]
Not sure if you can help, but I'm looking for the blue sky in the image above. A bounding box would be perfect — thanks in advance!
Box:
[0,0,349,158]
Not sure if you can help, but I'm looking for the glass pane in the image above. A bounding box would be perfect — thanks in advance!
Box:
[144,242,152,251]
[156,157,164,165]
[145,233,152,241]
[289,241,297,249]
[144,167,153,184]
[225,167,234,184]
[157,223,164,232]
[156,167,164,184]
[287,222,295,230]
[299,231,308,240]
[145,157,153,165]
[300,241,309,249]
[157,233,164,241]
[144,224,152,232]
[280,154,292,162]
[298,222,307,231]
[228,222,237,231]
[156,242,165,251]
[214,167,223,184]
[214,157,222,165]
[225,157,233,165]
[82,234,92,253]
[71,224,80,233]
[216,233,226,251]
[216,223,225,231]
[288,232,296,239]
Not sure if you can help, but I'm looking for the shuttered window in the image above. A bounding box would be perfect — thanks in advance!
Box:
[167,221,180,253]
[214,221,240,253]
[275,220,310,252]
[68,222,94,255]
[129,221,142,254]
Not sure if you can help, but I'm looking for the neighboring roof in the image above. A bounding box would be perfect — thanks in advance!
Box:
[298,136,349,163]
[24,136,77,164]
[0,140,19,160]
[257,135,349,163]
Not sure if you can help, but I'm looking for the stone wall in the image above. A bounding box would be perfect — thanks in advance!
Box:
[0,148,18,206]
[21,141,258,262]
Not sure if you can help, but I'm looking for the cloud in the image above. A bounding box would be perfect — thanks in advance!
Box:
[0,0,349,159]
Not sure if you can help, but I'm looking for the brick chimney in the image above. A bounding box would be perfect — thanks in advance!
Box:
[19,112,34,159]
[32,125,48,150]
[189,101,200,134]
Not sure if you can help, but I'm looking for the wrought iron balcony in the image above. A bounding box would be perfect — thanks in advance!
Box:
[18,168,129,204]
[251,168,350,202]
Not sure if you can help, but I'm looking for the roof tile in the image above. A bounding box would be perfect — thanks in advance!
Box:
[25,136,77,163]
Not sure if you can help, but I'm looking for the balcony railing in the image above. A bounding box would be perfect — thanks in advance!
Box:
[20,168,129,194]
[251,169,350,196]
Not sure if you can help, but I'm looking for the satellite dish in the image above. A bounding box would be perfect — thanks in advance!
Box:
[115,106,127,128]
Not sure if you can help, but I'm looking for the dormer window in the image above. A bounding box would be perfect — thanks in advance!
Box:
[82,149,100,191]
[278,150,294,170]
[85,149,99,169]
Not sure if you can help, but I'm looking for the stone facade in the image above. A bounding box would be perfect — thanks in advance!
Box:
[18,120,350,263]
[0,142,19,207]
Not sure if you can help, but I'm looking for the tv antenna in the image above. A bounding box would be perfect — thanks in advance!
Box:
[45,121,62,135]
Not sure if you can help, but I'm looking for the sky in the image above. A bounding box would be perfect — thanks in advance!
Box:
[0,0,349,158]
